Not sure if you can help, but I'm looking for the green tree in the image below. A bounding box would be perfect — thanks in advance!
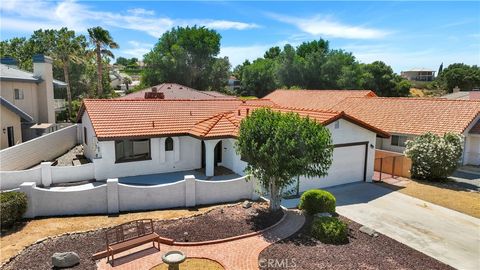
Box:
[123,76,132,92]
[115,56,129,66]
[142,26,226,90]
[87,26,119,97]
[49,28,88,121]
[208,56,230,91]
[437,63,480,92]
[277,44,304,88]
[264,46,281,59]
[236,108,333,211]
[361,61,410,96]
[241,58,278,97]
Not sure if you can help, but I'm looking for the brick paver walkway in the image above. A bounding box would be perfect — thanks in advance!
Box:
[96,209,305,270]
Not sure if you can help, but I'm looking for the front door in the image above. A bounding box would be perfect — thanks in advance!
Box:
[7,126,14,147]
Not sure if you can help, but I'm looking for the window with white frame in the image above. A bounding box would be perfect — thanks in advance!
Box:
[14,89,24,100]
[115,139,151,163]
[391,135,408,147]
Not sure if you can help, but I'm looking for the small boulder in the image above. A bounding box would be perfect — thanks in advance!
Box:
[314,212,332,218]
[52,252,80,268]
[242,201,253,209]
[359,226,379,237]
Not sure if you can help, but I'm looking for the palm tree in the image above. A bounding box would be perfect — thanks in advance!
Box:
[87,26,119,97]
[51,28,87,121]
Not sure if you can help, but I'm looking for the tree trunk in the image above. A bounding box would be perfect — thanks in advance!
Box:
[126,83,129,91]
[96,44,103,97]
[63,63,73,122]
[269,180,282,212]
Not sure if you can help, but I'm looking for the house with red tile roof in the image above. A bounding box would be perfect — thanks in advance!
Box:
[266,90,480,165]
[78,98,389,190]
[118,83,234,100]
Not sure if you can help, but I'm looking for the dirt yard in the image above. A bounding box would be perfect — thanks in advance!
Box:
[0,205,221,264]
[378,179,480,218]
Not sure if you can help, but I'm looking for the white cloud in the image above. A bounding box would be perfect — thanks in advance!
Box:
[269,13,388,40]
[121,41,154,58]
[128,8,155,16]
[220,44,271,67]
[0,0,259,37]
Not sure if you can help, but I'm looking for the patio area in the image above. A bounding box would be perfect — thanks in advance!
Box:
[118,166,242,186]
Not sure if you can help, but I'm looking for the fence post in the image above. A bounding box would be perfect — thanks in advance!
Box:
[40,162,53,187]
[107,178,119,214]
[379,158,383,180]
[185,175,196,207]
[19,182,36,218]
[392,156,396,178]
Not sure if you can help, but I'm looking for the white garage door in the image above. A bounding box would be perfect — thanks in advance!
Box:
[298,143,366,192]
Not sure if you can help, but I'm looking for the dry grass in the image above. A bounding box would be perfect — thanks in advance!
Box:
[378,179,480,218]
[0,205,222,264]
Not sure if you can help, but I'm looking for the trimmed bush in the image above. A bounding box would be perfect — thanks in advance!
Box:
[0,191,28,229]
[298,189,336,215]
[311,217,348,244]
[405,132,463,181]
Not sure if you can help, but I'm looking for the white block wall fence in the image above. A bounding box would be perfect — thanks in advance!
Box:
[19,175,258,218]
[0,125,79,171]
[0,162,94,190]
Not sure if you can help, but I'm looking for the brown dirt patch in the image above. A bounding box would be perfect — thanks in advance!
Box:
[259,216,454,270]
[377,180,480,218]
[0,205,219,265]
[1,202,282,270]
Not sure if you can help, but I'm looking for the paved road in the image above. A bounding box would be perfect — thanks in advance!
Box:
[283,183,480,270]
[450,170,480,191]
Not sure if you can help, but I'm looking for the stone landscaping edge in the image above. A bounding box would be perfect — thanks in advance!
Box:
[0,202,242,268]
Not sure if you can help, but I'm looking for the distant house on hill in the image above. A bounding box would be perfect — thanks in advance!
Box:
[401,68,436,82]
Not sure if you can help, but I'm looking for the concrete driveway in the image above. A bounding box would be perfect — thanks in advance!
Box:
[283,183,480,270]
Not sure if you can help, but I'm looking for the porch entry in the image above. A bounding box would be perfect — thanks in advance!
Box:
[201,140,222,174]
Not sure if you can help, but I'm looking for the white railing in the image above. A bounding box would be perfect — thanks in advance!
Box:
[19,175,258,218]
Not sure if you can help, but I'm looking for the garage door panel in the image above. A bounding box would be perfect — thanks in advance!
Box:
[299,145,365,192]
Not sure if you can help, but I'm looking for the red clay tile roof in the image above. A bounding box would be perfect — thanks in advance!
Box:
[264,89,377,110]
[118,83,234,100]
[79,98,389,140]
[331,97,480,136]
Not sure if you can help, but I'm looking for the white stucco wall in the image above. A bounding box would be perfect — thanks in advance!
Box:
[81,111,96,160]
[0,124,78,170]
[93,136,201,180]
[219,138,247,175]
[465,135,480,165]
[376,133,414,153]
[118,181,186,211]
[0,167,42,190]
[51,163,95,184]
[195,176,254,205]
[298,119,378,192]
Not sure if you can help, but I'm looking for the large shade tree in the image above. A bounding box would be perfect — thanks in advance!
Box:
[88,26,119,97]
[236,108,334,211]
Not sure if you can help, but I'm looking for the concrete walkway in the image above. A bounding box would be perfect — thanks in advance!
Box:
[283,182,480,270]
[96,209,305,270]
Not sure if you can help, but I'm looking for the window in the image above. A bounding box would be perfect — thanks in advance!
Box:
[83,127,88,145]
[165,137,174,151]
[391,135,408,147]
[334,121,340,129]
[14,89,24,100]
[115,139,151,163]
[7,126,14,147]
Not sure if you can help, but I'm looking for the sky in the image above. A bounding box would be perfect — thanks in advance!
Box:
[1,1,479,73]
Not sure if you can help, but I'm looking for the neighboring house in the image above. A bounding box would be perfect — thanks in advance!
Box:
[119,83,235,100]
[77,98,389,190]
[265,90,480,166]
[0,55,68,147]
[0,97,34,149]
[264,89,377,109]
[401,68,436,82]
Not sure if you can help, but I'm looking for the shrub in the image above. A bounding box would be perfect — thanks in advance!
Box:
[0,191,28,229]
[405,132,463,181]
[298,189,336,215]
[311,217,348,244]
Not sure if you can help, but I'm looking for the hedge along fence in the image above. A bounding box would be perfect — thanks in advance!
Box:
[19,175,258,218]
[374,149,412,178]
[0,125,79,171]
[0,162,95,191]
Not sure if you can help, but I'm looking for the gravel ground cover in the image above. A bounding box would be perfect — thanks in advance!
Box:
[259,216,454,270]
[2,202,282,270]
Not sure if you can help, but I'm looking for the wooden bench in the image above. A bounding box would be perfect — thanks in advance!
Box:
[105,219,160,265]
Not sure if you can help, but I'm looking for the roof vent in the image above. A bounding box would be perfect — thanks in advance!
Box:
[145,92,165,99]
[151,87,158,93]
